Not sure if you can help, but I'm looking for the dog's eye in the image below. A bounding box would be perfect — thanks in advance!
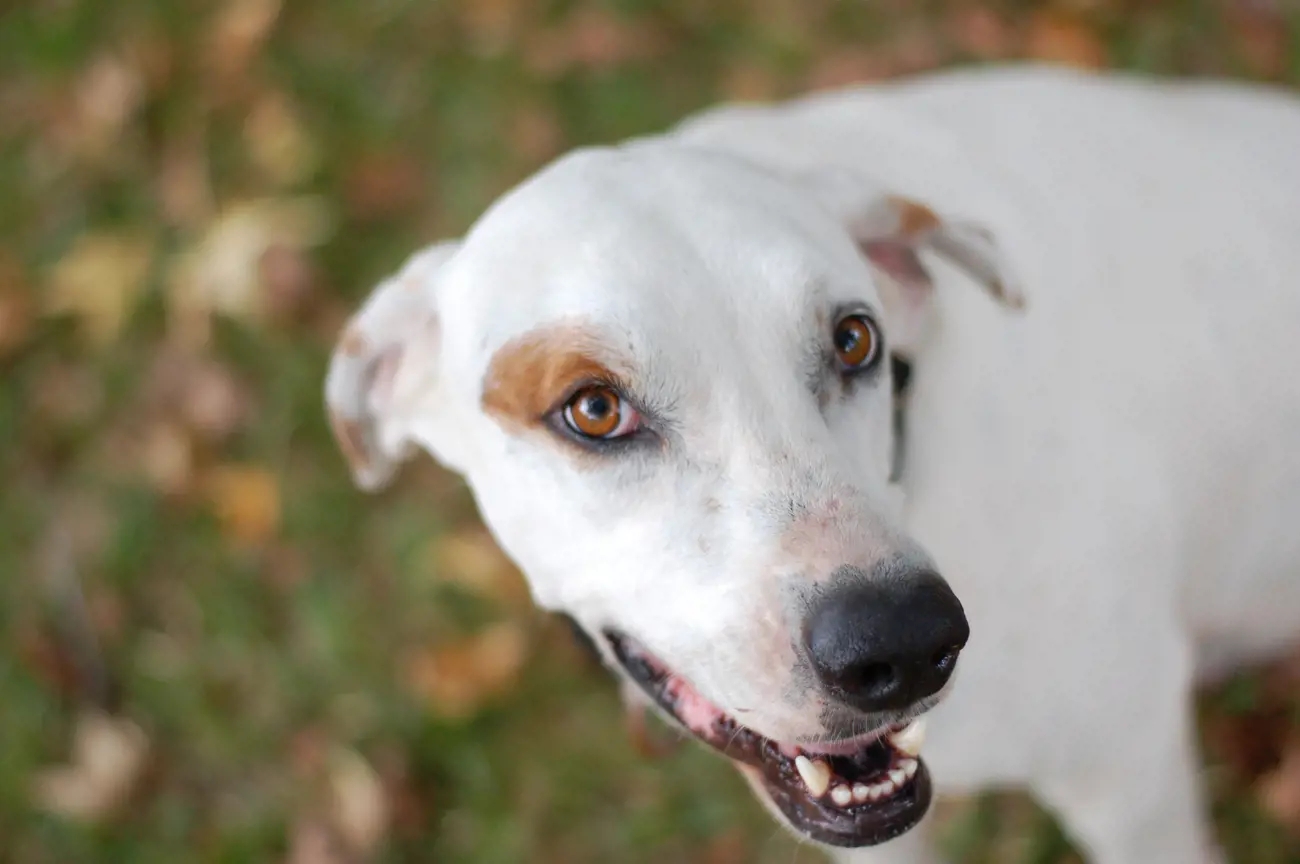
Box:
[833,314,882,372]
[563,385,640,439]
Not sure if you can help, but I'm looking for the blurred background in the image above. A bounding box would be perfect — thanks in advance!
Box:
[2,1,1299,861]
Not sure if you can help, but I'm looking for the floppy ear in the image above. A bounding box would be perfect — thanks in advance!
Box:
[325,241,459,491]
[804,168,1025,354]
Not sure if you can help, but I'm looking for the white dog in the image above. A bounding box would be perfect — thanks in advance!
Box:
[324,65,1300,863]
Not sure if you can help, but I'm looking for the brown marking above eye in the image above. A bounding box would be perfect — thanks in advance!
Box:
[482,324,630,435]
[833,314,881,371]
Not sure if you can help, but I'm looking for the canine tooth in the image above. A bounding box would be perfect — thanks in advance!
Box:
[889,768,907,786]
[830,785,853,806]
[852,783,871,803]
[900,757,919,779]
[794,755,832,797]
[888,718,926,756]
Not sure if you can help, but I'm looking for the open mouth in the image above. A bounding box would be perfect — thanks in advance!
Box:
[606,630,932,848]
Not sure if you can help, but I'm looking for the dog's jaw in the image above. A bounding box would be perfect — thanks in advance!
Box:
[606,629,937,848]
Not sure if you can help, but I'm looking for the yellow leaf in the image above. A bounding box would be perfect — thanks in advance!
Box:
[53,53,146,167]
[405,622,529,720]
[329,749,389,855]
[426,529,532,608]
[31,711,150,822]
[167,196,332,346]
[140,421,195,498]
[44,232,154,346]
[208,464,281,547]
[245,92,320,187]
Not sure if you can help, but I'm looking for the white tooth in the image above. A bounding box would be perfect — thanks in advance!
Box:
[889,768,907,786]
[888,718,926,756]
[852,783,871,803]
[901,757,919,779]
[830,785,853,806]
[794,755,831,797]
[870,782,890,800]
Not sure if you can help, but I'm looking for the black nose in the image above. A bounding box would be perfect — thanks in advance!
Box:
[803,569,969,714]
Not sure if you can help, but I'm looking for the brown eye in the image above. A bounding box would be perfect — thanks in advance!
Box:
[833,314,881,372]
[563,385,638,439]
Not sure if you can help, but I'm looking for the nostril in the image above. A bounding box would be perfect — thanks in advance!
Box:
[930,645,961,675]
[848,661,897,696]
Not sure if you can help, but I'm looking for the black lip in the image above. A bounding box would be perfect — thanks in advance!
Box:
[605,629,932,848]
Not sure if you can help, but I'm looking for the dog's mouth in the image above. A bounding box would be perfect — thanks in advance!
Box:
[605,630,931,848]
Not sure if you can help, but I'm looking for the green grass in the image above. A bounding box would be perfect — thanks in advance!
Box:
[2,0,1299,861]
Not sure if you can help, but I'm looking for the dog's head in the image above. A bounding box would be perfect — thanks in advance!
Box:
[325,143,1023,847]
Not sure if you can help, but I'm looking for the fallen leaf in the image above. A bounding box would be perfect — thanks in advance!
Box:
[208,0,283,84]
[1200,688,1290,784]
[157,124,214,229]
[178,359,250,442]
[372,745,431,840]
[0,250,32,356]
[167,196,332,346]
[330,749,389,855]
[259,242,317,322]
[343,151,424,221]
[426,529,531,608]
[523,7,664,75]
[1257,736,1300,838]
[16,626,84,699]
[51,53,145,166]
[460,0,528,56]
[806,49,895,91]
[207,464,281,547]
[719,62,782,102]
[140,421,196,498]
[245,92,320,187]
[44,232,154,346]
[510,102,563,165]
[701,828,749,864]
[947,6,1016,60]
[30,362,105,431]
[31,711,150,822]
[1025,10,1107,70]
[405,622,529,720]
[889,22,945,74]
[286,818,349,864]
[1228,8,1287,79]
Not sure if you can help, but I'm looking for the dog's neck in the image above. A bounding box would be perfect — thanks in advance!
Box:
[889,353,913,483]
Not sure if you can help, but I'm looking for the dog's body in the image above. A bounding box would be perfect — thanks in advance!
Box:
[677,67,1300,863]
[326,66,1300,863]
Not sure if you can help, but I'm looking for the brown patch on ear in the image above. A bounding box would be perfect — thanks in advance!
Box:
[339,328,368,358]
[887,196,942,237]
[328,411,371,474]
[482,325,624,432]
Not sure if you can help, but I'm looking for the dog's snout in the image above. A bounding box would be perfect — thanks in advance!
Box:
[803,569,969,713]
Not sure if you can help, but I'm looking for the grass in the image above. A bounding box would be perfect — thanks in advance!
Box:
[2,0,1299,861]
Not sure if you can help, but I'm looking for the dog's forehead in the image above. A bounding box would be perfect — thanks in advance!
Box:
[439,145,876,364]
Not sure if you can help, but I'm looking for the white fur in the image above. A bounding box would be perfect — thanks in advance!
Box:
[326,65,1300,863]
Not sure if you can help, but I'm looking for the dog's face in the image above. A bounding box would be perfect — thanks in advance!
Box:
[326,144,1021,847]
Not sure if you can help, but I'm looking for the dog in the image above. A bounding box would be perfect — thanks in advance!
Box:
[324,64,1300,862]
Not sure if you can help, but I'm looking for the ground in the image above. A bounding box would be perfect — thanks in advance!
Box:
[2,1,1299,861]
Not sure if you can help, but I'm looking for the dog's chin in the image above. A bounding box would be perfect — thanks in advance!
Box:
[605,629,933,848]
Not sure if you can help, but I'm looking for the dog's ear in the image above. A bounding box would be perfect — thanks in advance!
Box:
[804,168,1025,353]
[325,241,459,491]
